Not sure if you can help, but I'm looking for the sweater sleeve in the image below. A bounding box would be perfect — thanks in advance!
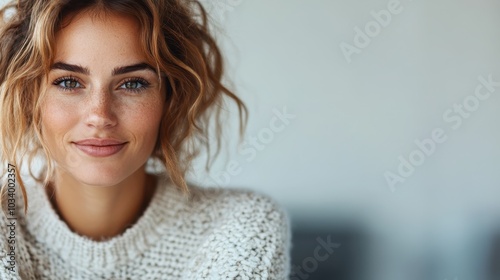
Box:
[185,190,291,280]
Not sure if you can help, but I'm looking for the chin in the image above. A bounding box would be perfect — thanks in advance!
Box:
[61,165,130,187]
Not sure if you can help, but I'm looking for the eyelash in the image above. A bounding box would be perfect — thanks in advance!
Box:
[52,76,151,93]
[120,77,151,93]
[52,76,81,92]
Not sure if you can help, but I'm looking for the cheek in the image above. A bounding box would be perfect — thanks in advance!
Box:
[125,100,164,140]
[41,97,76,143]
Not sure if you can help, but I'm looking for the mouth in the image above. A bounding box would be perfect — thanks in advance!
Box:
[72,141,128,157]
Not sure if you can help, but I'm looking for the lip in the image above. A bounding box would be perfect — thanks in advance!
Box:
[73,138,127,146]
[72,138,128,157]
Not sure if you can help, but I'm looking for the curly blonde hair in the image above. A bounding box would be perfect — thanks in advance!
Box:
[0,0,247,214]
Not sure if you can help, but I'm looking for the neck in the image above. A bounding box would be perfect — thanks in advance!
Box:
[46,168,157,241]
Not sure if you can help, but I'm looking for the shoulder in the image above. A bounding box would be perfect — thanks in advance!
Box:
[182,184,291,279]
[187,183,289,230]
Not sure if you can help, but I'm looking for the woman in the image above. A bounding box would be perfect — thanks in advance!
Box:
[0,0,290,279]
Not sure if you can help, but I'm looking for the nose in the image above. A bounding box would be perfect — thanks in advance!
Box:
[84,88,118,129]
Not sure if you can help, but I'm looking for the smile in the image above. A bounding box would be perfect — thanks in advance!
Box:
[73,143,127,157]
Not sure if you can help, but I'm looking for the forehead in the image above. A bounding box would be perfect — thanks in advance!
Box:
[53,10,146,65]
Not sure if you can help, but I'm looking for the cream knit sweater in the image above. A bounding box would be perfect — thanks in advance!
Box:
[0,175,290,279]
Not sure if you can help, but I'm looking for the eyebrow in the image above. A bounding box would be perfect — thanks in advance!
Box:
[50,62,157,75]
[112,63,157,75]
[51,62,90,75]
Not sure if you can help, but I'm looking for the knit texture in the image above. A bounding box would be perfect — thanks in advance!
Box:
[0,175,290,279]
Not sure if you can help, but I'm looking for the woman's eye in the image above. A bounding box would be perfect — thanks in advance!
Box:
[54,78,82,90]
[119,79,150,92]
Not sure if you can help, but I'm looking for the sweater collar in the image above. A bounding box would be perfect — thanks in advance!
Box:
[23,174,187,273]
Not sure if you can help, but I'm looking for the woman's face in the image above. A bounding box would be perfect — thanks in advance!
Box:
[41,11,165,186]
